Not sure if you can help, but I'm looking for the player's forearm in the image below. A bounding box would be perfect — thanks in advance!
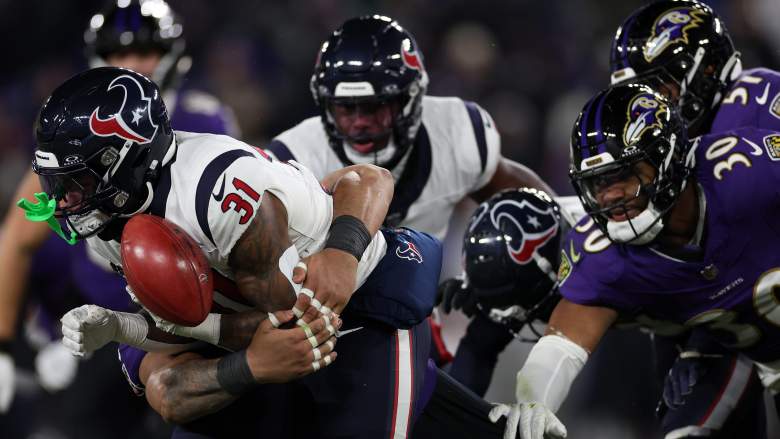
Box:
[145,355,238,424]
[329,164,394,234]
[218,310,265,351]
[515,335,588,411]
[0,243,32,340]
[0,171,51,339]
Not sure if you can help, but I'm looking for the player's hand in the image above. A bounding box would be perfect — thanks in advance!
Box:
[489,402,567,439]
[246,310,340,383]
[292,248,358,320]
[662,350,711,410]
[35,341,78,392]
[437,275,478,316]
[61,305,119,357]
[0,350,14,413]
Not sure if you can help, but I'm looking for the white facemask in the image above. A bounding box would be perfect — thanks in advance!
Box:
[606,201,664,245]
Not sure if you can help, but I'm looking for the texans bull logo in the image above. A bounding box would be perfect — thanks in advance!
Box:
[623,92,668,146]
[401,38,423,71]
[643,7,705,62]
[490,199,559,265]
[89,74,158,144]
[396,239,423,263]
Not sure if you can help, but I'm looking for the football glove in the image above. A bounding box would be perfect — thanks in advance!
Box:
[437,275,478,316]
[489,402,567,439]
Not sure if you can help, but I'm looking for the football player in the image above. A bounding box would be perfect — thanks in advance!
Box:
[438,188,572,397]
[490,83,780,439]
[609,1,780,436]
[265,14,556,369]
[0,0,238,424]
[27,66,442,438]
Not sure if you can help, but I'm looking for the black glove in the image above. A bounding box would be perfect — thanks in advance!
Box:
[662,350,715,410]
[437,276,478,317]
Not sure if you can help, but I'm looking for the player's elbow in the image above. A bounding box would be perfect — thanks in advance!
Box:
[147,367,197,424]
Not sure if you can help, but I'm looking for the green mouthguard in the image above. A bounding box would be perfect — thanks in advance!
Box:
[16,192,78,245]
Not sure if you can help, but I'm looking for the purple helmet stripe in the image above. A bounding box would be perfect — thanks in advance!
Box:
[579,98,594,159]
[619,15,636,69]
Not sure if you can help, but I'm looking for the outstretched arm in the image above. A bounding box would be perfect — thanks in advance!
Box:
[0,171,49,342]
[490,299,617,439]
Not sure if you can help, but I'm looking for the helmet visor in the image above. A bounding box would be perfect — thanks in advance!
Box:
[34,166,110,217]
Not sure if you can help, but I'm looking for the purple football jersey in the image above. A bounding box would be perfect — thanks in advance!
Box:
[711,68,780,133]
[559,127,780,363]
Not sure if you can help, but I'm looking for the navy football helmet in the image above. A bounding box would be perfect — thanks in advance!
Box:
[570,83,690,245]
[310,15,428,169]
[609,0,741,135]
[463,188,568,337]
[84,0,189,92]
[32,67,175,240]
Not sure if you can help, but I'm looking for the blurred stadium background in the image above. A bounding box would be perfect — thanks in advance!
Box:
[0,0,779,437]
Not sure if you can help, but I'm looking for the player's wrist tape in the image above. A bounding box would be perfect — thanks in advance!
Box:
[114,312,150,347]
[216,350,256,395]
[325,215,371,261]
[168,314,222,346]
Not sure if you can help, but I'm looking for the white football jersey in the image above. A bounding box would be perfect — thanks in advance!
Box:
[268,96,502,240]
[88,131,386,289]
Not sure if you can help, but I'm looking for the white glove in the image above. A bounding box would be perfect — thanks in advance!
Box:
[60,305,148,357]
[489,402,567,439]
[0,351,14,413]
[35,341,79,392]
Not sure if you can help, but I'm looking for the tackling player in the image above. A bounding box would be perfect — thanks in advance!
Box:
[27,66,441,438]
[265,13,556,371]
[491,83,780,439]
[608,1,780,436]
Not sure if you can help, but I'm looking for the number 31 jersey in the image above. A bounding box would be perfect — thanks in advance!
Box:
[88,131,386,287]
[558,127,780,367]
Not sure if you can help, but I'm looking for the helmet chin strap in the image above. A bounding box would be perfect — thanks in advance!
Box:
[606,201,665,245]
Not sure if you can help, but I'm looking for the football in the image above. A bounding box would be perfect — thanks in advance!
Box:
[120,214,213,326]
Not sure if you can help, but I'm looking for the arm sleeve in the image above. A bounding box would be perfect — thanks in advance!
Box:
[514,335,588,411]
[464,101,501,191]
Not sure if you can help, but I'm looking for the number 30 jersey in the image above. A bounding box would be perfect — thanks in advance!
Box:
[88,131,386,287]
[558,127,780,367]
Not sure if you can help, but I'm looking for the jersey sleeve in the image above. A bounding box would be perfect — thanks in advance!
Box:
[713,68,780,133]
[557,221,635,312]
[196,149,270,259]
[694,128,780,214]
[463,101,501,191]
